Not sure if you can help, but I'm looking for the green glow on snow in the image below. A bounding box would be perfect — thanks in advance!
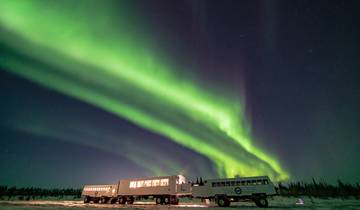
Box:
[0,0,289,180]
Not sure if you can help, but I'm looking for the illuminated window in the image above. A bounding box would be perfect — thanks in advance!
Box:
[144,180,152,187]
[137,180,145,188]
[160,179,169,186]
[130,181,137,188]
[152,179,160,186]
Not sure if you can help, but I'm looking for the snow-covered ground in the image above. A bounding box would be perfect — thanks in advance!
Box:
[0,197,359,210]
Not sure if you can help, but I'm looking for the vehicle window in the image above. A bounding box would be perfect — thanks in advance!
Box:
[236,181,240,186]
[241,181,245,185]
[160,179,169,186]
[225,182,230,186]
[144,180,152,187]
[252,180,256,185]
[230,181,235,186]
[137,181,145,188]
[257,180,262,185]
[220,182,225,187]
[263,179,269,185]
[152,179,160,187]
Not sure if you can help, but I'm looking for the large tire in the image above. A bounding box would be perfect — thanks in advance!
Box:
[99,197,107,204]
[128,196,135,204]
[164,196,170,205]
[84,196,91,203]
[110,198,117,204]
[93,198,99,204]
[119,196,127,204]
[254,197,268,208]
[155,197,163,205]
[217,196,230,207]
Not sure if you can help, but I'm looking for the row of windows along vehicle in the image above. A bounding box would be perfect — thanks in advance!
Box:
[82,174,277,207]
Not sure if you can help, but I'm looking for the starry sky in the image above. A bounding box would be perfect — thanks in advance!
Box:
[0,0,359,187]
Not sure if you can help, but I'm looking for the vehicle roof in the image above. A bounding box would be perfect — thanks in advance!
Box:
[206,176,270,182]
[83,184,117,187]
[119,175,178,182]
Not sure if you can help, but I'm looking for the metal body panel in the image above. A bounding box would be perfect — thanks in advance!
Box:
[81,184,118,198]
[176,183,192,196]
[117,175,178,196]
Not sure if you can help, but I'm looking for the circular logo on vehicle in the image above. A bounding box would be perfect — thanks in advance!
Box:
[234,187,242,194]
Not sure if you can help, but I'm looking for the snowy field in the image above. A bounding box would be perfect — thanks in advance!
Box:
[0,197,360,210]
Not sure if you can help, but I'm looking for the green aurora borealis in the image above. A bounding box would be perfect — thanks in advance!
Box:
[0,1,289,181]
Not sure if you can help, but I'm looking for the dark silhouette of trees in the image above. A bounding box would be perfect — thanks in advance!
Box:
[0,186,81,200]
[276,179,360,198]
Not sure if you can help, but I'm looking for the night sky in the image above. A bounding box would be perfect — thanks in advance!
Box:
[1,0,359,187]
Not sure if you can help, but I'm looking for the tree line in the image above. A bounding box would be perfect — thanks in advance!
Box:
[0,186,81,200]
[277,179,360,198]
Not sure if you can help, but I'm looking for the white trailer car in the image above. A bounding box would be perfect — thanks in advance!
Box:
[192,176,277,207]
[82,184,118,204]
[117,174,191,204]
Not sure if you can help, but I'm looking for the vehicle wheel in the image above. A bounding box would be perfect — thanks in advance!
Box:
[128,196,135,204]
[119,196,127,204]
[217,196,230,207]
[164,196,170,205]
[254,197,268,208]
[155,197,163,205]
[93,198,99,204]
[99,197,107,204]
[110,198,117,204]
[84,196,91,203]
